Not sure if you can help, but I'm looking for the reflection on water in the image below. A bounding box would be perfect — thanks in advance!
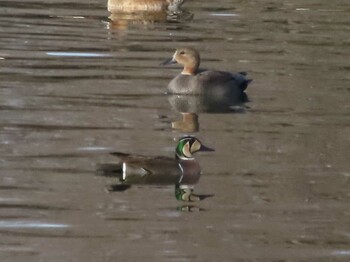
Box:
[0,221,69,229]
[46,52,111,58]
[172,112,199,132]
[168,93,249,114]
[176,205,205,212]
[0,0,350,261]
[168,92,249,132]
[108,0,193,28]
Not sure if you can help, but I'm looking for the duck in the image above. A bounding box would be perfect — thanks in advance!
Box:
[161,47,252,99]
[96,136,214,202]
[108,0,191,27]
[108,0,184,13]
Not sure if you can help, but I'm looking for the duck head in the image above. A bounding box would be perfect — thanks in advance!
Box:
[161,47,200,75]
[175,136,214,160]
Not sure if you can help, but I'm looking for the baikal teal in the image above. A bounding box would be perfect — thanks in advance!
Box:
[96,136,214,202]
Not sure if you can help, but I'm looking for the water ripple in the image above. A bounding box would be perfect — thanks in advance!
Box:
[0,221,69,229]
[46,52,111,57]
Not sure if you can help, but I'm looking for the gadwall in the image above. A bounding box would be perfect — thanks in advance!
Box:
[97,136,214,202]
[161,47,252,98]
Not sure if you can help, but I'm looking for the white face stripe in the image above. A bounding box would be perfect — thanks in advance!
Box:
[122,162,126,181]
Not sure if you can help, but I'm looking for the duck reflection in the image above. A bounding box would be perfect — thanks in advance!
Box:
[172,112,199,132]
[169,91,249,132]
[108,0,192,28]
[97,136,214,202]
[169,92,249,114]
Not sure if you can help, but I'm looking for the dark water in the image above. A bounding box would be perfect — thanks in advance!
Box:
[0,0,349,261]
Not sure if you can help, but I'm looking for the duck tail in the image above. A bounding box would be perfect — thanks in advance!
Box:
[241,78,253,91]
[96,163,123,177]
[246,78,253,85]
[110,152,131,161]
[236,71,253,91]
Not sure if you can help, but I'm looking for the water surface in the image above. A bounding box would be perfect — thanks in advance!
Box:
[0,0,349,261]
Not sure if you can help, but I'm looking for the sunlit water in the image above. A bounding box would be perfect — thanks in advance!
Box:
[0,0,349,261]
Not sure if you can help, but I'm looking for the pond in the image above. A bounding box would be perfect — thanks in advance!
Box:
[0,0,349,261]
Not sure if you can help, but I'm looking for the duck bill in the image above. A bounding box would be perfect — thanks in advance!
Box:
[160,57,177,66]
[200,145,215,152]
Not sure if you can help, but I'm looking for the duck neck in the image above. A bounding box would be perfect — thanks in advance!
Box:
[175,154,194,161]
[181,66,197,75]
[181,56,200,75]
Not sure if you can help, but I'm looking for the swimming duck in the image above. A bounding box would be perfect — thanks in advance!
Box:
[108,0,184,13]
[108,0,191,27]
[96,136,214,202]
[161,47,252,98]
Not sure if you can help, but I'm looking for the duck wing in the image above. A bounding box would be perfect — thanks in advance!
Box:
[110,152,180,177]
[197,70,252,91]
[97,152,171,175]
[110,152,172,163]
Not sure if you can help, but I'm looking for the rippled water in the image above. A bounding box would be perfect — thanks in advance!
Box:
[0,0,349,261]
